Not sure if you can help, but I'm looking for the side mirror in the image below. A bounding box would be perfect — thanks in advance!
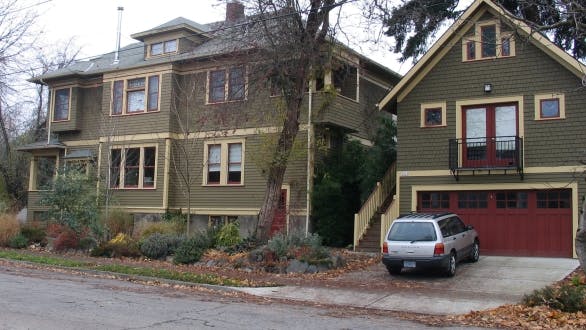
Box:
[466,224,474,230]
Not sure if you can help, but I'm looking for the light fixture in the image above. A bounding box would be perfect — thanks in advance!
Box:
[484,83,493,93]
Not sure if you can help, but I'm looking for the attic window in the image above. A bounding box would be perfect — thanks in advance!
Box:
[462,20,515,62]
[149,39,178,56]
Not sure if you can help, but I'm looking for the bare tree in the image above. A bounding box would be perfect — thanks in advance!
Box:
[221,0,347,240]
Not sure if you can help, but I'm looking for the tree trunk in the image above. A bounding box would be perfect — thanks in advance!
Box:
[576,196,586,271]
[256,102,302,241]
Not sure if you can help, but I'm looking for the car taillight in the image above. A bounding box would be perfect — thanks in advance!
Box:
[433,243,445,256]
[382,242,389,254]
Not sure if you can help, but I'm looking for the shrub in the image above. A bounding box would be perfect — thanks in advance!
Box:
[103,209,133,237]
[140,233,170,259]
[523,283,586,312]
[265,231,330,264]
[9,233,28,249]
[267,233,289,259]
[79,237,97,251]
[0,213,20,246]
[137,221,179,239]
[173,232,211,264]
[90,233,140,258]
[215,222,241,247]
[46,222,65,238]
[20,223,47,245]
[53,229,79,251]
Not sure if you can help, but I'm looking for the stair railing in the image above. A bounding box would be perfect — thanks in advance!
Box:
[380,197,399,252]
[353,162,397,250]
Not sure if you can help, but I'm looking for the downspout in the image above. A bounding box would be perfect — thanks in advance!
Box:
[305,81,313,237]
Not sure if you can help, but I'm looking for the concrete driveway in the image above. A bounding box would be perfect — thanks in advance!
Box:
[237,256,579,315]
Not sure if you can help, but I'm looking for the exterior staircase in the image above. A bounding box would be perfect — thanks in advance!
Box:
[353,162,398,253]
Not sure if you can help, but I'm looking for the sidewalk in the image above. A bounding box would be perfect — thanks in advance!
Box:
[235,256,579,315]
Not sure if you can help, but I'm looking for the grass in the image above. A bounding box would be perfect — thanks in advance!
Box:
[0,249,252,287]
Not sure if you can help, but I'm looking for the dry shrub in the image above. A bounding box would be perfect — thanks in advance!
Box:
[0,213,20,246]
[53,229,79,251]
[103,209,133,237]
[46,222,65,239]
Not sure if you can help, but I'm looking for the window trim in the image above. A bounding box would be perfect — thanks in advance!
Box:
[29,153,59,192]
[51,87,72,122]
[534,93,565,120]
[203,139,245,186]
[420,102,447,128]
[206,66,248,104]
[109,145,158,190]
[462,20,516,62]
[110,75,161,116]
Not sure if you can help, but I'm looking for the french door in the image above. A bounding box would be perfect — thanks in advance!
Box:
[462,103,518,168]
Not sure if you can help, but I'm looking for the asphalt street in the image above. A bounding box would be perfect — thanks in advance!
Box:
[0,263,478,330]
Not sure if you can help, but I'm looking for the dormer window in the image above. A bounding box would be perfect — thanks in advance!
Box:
[462,20,515,61]
[149,39,177,56]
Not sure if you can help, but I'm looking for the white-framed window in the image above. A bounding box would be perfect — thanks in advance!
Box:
[420,102,447,127]
[534,93,565,120]
[52,87,71,122]
[109,145,157,189]
[207,66,246,103]
[203,139,244,185]
[462,20,515,62]
[111,75,160,115]
[208,215,238,229]
[149,39,178,56]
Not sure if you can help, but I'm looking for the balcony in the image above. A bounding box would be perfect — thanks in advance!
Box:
[449,136,523,180]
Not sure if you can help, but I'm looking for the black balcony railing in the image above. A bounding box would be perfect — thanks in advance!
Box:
[449,136,523,180]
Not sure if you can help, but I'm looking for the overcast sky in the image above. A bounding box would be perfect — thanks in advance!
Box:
[33,0,413,74]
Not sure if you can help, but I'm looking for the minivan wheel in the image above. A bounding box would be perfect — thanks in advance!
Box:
[470,240,480,262]
[387,266,401,275]
[446,252,456,277]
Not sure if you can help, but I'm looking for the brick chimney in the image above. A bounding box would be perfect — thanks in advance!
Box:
[226,1,245,22]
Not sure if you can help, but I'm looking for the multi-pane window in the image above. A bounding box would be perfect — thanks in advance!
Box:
[150,39,177,56]
[204,141,244,185]
[421,102,446,127]
[496,191,528,209]
[458,192,488,208]
[53,88,70,121]
[537,190,571,209]
[420,192,450,209]
[111,75,160,115]
[207,67,246,103]
[109,146,156,189]
[463,21,515,61]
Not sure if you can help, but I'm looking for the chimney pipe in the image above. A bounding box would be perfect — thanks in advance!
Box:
[226,1,245,22]
[114,6,124,64]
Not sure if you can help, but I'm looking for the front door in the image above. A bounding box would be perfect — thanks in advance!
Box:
[270,189,288,236]
[463,103,518,168]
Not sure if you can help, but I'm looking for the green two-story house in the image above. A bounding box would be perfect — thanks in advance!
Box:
[372,0,586,257]
[22,2,400,236]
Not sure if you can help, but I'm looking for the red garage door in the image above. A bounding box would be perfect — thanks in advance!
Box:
[418,190,572,257]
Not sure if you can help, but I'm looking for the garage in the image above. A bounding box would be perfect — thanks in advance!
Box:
[417,189,573,257]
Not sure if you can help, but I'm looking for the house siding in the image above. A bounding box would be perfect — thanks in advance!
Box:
[397,16,586,173]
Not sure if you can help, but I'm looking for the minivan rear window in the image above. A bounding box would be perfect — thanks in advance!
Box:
[388,222,437,242]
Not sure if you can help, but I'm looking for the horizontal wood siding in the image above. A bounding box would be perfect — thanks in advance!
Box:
[398,13,586,173]
[168,132,308,212]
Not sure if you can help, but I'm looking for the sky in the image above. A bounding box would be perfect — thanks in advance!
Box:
[32,0,413,74]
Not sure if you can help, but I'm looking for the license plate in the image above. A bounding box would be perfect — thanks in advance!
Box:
[403,260,416,268]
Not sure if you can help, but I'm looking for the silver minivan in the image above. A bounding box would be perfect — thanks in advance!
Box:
[382,213,479,277]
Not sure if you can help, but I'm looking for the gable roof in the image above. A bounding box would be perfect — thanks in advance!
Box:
[131,17,211,41]
[378,0,586,109]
